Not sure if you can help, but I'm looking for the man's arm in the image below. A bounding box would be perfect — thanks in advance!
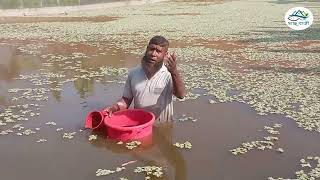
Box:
[104,72,134,115]
[165,52,186,99]
[103,96,133,116]
[171,70,186,99]
[118,96,133,110]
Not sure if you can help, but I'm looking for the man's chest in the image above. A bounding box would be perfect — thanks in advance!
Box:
[131,73,169,96]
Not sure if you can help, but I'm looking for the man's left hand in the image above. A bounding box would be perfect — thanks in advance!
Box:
[164,51,177,74]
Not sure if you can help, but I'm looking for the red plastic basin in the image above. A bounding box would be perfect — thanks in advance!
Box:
[84,111,106,130]
[104,109,155,141]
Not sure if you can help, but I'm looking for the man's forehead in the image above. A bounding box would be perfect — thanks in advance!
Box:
[148,44,165,50]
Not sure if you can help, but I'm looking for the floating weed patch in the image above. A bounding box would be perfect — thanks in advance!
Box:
[45,122,57,126]
[173,141,192,149]
[175,114,197,122]
[125,141,141,150]
[88,135,97,141]
[134,166,164,179]
[62,132,77,139]
[268,156,320,180]
[0,129,13,135]
[230,123,282,155]
[9,88,50,101]
[36,139,47,143]
[0,103,42,137]
[12,124,24,131]
[96,166,126,176]
[21,129,36,136]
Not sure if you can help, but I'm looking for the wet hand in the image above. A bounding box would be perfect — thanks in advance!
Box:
[164,51,177,74]
[103,106,114,117]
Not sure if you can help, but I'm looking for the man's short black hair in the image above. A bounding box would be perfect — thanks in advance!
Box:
[148,36,169,51]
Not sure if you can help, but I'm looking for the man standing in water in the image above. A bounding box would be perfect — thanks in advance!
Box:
[104,36,185,122]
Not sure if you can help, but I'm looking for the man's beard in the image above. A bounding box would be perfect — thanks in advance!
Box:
[142,54,163,75]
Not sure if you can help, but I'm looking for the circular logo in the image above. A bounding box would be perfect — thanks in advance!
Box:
[285,7,313,30]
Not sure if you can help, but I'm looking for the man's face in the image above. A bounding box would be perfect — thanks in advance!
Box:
[144,44,167,65]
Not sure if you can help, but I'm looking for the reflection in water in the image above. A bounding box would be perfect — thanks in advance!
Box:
[48,77,62,101]
[74,77,94,98]
[0,95,7,108]
[0,45,21,81]
[89,122,186,180]
[149,123,187,180]
[0,45,40,81]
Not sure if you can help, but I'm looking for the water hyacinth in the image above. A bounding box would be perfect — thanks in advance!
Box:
[0,129,13,135]
[96,169,115,176]
[21,129,36,136]
[134,166,163,178]
[88,135,97,141]
[63,132,77,139]
[230,123,282,155]
[45,122,57,126]
[173,141,192,149]
[95,166,126,176]
[0,104,42,132]
[12,124,24,131]
[268,156,320,180]
[176,114,197,122]
[125,141,142,150]
[36,139,47,143]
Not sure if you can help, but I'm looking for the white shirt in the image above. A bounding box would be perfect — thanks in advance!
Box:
[123,64,173,123]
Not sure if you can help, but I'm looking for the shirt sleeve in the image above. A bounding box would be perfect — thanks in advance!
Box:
[122,72,133,99]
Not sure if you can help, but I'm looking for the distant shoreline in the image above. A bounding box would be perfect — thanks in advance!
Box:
[0,0,167,17]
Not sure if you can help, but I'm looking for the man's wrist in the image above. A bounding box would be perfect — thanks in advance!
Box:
[112,103,120,112]
[170,69,178,76]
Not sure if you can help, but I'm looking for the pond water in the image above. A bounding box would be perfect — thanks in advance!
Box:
[0,0,319,180]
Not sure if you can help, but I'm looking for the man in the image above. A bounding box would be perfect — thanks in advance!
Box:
[104,36,185,122]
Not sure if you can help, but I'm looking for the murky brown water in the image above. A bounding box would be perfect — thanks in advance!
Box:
[1,6,320,178]
[1,40,320,180]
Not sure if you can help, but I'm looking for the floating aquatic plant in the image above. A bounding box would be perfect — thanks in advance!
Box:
[96,166,126,176]
[36,139,47,143]
[125,141,141,150]
[45,122,57,126]
[88,135,97,141]
[63,132,77,139]
[173,141,192,149]
[230,123,282,155]
[176,114,197,122]
[134,166,163,179]
[268,156,320,180]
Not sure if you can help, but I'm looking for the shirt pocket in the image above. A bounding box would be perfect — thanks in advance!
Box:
[153,84,166,94]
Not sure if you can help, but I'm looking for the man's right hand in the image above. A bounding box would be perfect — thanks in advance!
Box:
[103,104,119,117]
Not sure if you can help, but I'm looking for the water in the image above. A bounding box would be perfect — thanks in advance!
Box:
[0,1,319,179]
[1,41,319,180]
